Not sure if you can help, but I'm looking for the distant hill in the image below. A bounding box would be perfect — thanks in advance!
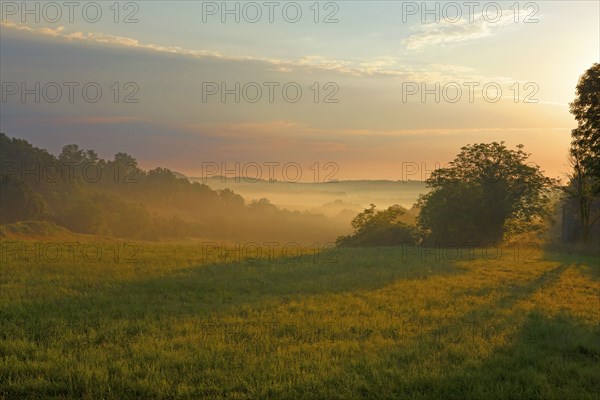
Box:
[191,176,428,216]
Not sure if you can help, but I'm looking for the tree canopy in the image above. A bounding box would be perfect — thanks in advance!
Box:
[569,63,600,193]
[564,63,600,243]
[0,133,338,242]
[417,142,555,245]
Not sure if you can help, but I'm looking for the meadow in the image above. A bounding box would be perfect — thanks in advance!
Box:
[0,239,599,399]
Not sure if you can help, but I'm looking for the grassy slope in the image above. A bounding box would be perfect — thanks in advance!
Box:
[0,222,81,241]
[0,242,598,399]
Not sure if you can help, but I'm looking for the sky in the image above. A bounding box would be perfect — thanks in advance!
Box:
[1,0,599,181]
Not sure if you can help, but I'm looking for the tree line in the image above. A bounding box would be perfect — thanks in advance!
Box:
[0,134,340,242]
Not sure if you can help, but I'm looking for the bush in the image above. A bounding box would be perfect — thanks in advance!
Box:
[336,204,417,247]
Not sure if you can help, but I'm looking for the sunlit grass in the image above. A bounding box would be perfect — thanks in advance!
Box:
[1,241,598,399]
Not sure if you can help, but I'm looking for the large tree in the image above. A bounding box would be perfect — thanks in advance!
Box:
[417,142,556,245]
[564,63,600,243]
[570,63,600,190]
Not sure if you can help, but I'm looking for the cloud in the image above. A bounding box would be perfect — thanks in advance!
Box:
[52,116,149,125]
[402,10,536,51]
[177,120,570,139]
[1,20,513,84]
[1,20,226,58]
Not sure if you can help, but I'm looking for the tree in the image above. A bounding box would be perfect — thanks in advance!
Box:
[570,63,600,192]
[218,188,245,209]
[107,152,143,185]
[564,63,600,243]
[417,142,556,245]
[58,144,100,183]
[336,204,416,247]
[58,144,85,164]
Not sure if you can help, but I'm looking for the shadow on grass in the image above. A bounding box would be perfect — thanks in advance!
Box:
[542,250,600,282]
[2,246,599,399]
[335,259,599,400]
[271,256,598,399]
[398,312,600,400]
[0,247,465,342]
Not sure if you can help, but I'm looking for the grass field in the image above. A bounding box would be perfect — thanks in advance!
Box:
[1,240,599,399]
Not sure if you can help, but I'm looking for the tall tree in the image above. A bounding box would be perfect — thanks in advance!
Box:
[570,63,600,193]
[565,63,600,243]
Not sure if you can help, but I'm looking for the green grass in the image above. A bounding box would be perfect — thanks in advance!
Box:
[1,241,599,399]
